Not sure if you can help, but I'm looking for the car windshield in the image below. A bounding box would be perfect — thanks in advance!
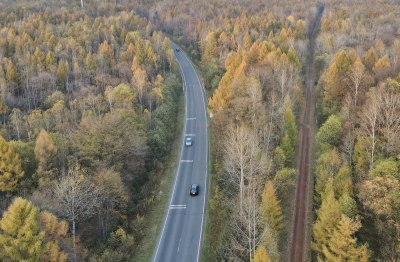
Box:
[191,185,197,190]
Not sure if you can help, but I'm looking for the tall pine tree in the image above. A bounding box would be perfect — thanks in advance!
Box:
[253,245,271,262]
[260,181,284,234]
[0,135,24,191]
[34,129,57,185]
[312,187,341,259]
[0,198,47,261]
[323,215,370,261]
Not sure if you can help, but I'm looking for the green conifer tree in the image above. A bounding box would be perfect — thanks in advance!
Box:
[312,187,341,259]
[0,198,47,261]
[260,181,284,233]
[0,136,24,191]
[323,215,370,261]
[253,245,271,262]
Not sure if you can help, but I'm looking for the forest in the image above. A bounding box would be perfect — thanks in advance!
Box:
[0,1,181,260]
[1,0,400,261]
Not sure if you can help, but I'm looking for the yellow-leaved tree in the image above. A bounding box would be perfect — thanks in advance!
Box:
[0,135,24,192]
[40,211,69,262]
[260,181,284,234]
[252,245,271,262]
[0,198,47,261]
[322,215,370,261]
[0,198,69,261]
[34,129,57,184]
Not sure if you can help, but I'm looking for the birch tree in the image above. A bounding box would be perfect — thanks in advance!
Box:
[379,89,400,155]
[229,176,263,261]
[54,165,101,261]
[359,88,381,169]
[223,125,266,216]
[10,108,23,140]
[348,58,365,107]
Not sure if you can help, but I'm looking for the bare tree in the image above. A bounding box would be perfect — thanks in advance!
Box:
[94,169,128,241]
[341,126,356,166]
[359,88,381,169]
[278,54,290,104]
[379,90,400,155]
[229,177,263,261]
[10,108,23,140]
[223,125,267,216]
[246,77,265,130]
[54,165,101,261]
[348,58,365,107]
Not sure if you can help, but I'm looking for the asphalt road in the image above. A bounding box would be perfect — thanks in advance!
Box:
[152,44,208,262]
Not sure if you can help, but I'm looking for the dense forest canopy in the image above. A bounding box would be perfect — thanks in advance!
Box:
[0,0,400,261]
[0,1,181,260]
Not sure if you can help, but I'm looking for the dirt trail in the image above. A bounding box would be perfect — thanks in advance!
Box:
[289,3,324,262]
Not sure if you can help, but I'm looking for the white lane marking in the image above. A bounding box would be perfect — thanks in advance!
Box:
[185,134,196,136]
[177,236,182,253]
[152,45,189,262]
[186,117,196,120]
[180,160,194,163]
[186,50,209,262]
[170,205,187,209]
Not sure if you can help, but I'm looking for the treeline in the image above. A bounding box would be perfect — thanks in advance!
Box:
[312,1,400,260]
[0,4,181,261]
[313,42,400,260]
[146,0,308,92]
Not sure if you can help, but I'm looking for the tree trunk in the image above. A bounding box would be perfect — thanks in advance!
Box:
[15,123,20,140]
[240,154,244,217]
[370,130,375,170]
[72,218,77,262]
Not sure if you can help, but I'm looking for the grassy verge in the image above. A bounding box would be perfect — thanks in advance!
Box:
[133,93,185,262]
[201,126,217,262]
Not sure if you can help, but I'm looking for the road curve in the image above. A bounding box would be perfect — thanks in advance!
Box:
[152,44,208,262]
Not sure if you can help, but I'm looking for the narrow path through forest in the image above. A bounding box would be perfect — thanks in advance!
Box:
[289,3,324,262]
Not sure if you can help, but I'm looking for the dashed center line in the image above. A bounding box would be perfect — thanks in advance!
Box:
[180,160,194,163]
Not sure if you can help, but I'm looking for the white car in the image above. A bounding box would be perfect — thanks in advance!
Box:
[185,137,193,146]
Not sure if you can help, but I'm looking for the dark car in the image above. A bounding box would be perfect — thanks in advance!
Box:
[189,184,200,196]
[175,48,180,52]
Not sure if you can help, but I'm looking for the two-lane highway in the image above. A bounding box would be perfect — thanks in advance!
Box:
[152,44,208,262]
